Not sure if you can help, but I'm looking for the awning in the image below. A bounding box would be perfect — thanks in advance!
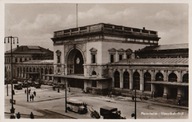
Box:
[146,81,188,86]
[46,74,111,81]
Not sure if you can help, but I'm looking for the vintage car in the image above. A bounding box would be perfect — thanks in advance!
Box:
[14,82,23,90]
[34,82,41,88]
[67,98,88,114]
[100,106,125,119]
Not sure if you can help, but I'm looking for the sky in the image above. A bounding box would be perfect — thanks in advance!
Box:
[4,3,188,51]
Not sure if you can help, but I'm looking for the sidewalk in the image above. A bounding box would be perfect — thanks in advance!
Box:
[110,95,188,110]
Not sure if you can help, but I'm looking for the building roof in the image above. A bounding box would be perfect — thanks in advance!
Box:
[21,60,53,64]
[140,43,188,51]
[5,45,53,54]
[52,23,160,44]
[112,58,188,66]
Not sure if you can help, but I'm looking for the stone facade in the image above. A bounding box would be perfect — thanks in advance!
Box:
[51,23,188,103]
[5,45,53,82]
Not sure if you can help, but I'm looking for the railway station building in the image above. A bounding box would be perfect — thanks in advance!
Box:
[51,23,188,103]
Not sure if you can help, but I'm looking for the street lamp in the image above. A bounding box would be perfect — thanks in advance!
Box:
[65,81,67,113]
[131,86,137,119]
[4,36,19,116]
[27,79,29,102]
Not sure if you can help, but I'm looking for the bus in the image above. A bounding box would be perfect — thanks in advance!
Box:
[67,98,88,114]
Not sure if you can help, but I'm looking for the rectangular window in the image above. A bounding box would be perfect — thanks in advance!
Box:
[119,54,123,61]
[110,54,114,63]
[92,80,97,87]
[57,56,61,63]
[127,54,131,59]
[91,54,96,63]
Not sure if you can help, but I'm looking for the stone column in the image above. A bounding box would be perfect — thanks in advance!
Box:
[111,69,115,88]
[164,70,168,82]
[129,70,133,90]
[120,69,123,89]
[140,70,144,91]
[151,70,155,95]
[178,71,182,83]
[163,86,168,99]
[42,68,45,80]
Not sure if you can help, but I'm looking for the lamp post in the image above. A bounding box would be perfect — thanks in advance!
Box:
[131,85,137,119]
[4,36,19,116]
[65,81,67,113]
[134,86,137,119]
[27,79,29,102]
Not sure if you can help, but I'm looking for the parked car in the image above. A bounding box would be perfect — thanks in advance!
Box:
[100,106,125,119]
[14,82,23,90]
[34,82,41,88]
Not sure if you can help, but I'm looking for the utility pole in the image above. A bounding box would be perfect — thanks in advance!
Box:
[4,36,19,118]
[76,4,78,28]
[134,86,137,119]
[65,80,67,113]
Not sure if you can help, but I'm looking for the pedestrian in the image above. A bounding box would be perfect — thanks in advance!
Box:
[132,95,134,101]
[30,95,32,101]
[25,89,26,94]
[16,112,21,119]
[30,112,34,119]
[33,91,36,96]
[29,89,31,94]
[12,90,15,95]
[31,94,34,101]
[178,98,181,106]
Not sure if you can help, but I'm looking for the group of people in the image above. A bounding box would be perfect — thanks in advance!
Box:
[24,89,37,102]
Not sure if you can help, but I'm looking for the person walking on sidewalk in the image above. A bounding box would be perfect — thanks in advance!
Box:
[30,112,34,119]
[33,91,36,96]
[30,95,32,101]
[31,94,34,101]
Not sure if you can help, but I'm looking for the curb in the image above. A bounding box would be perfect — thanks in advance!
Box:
[142,100,188,110]
[43,109,77,119]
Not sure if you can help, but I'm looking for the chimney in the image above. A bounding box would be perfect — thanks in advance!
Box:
[143,27,145,30]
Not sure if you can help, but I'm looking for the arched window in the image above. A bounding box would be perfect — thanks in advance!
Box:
[183,73,188,83]
[144,72,151,91]
[56,50,61,63]
[90,48,97,63]
[45,68,48,74]
[123,71,129,89]
[92,71,97,76]
[49,68,53,74]
[33,67,35,72]
[168,72,177,82]
[133,71,140,90]
[155,72,164,81]
[114,70,120,88]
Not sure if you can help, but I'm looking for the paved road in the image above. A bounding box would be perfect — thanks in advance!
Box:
[4,85,188,119]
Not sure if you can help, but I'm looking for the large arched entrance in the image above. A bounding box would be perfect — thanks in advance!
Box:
[133,71,140,90]
[67,48,85,89]
[155,72,164,97]
[67,49,84,74]
[114,71,120,88]
[144,72,151,91]
[168,72,177,99]
[123,71,129,89]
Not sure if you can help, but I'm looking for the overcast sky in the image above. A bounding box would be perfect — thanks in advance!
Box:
[5,3,188,51]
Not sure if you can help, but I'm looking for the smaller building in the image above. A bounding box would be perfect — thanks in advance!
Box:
[5,45,54,82]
